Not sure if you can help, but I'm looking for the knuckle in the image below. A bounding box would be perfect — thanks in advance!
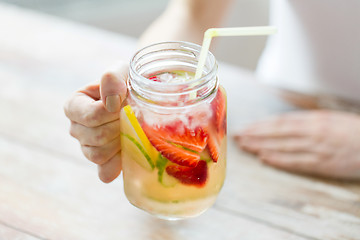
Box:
[314,125,329,144]
[63,95,73,116]
[83,112,97,127]
[83,108,102,127]
[317,151,331,162]
[315,154,326,163]
[69,123,78,139]
[63,100,70,118]
[89,149,107,165]
[63,93,78,120]
[101,72,118,88]
[102,72,114,81]
[82,146,107,165]
[93,127,109,146]
[69,129,76,139]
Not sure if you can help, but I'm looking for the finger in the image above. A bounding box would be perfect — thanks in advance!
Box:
[70,120,120,146]
[78,82,101,100]
[241,120,305,138]
[259,150,320,174]
[100,62,128,113]
[98,152,122,183]
[81,137,121,165]
[64,92,119,127]
[239,112,322,138]
[237,136,313,154]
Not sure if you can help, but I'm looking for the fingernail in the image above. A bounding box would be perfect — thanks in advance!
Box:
[106,95,121,112]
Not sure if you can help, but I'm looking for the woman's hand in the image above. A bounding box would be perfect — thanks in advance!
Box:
[234,110,360,180]
[64,63,128,183]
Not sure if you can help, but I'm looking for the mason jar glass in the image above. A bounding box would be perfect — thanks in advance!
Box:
[120,42,227,220]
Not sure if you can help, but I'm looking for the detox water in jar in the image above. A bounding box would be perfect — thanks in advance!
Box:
[120,42,227,220]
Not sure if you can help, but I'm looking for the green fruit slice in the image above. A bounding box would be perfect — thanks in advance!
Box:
[200,150,212,163]
[120,105,157,170]
[121,133,155,171]
[123,105,154,155]
[161,170,179,187]
[156,154,178,187]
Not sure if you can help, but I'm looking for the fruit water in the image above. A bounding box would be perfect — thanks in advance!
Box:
[122,42,226,219]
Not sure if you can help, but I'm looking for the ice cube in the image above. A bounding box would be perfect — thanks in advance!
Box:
[157,72,175,83]
[152,71,194,83]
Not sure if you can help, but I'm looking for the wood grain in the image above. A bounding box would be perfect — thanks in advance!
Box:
[0,136,309,240]
[0,3,136,164]
[0,223,41,240]
[219,66,360,240]
[0,3,359,240]
[218,141,360,240]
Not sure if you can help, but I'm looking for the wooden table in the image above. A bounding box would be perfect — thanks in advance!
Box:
[1,3,359,240]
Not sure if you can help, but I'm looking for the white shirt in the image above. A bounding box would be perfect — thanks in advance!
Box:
[256,0,360,102]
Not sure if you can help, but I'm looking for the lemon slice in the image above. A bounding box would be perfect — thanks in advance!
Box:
[123,106,149,143]
[121,105,157,169]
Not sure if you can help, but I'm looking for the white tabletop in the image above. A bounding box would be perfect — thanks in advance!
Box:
[0,3,359,240]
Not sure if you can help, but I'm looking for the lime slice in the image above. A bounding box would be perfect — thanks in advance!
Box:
[200,150,212,163]
[161,171,179,187]
[120,105,157,170]
[121,133,155,170]
[156,154,178,187]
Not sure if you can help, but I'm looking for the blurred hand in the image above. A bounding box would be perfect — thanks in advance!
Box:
[234,110,360,180]
[64,63,128,183]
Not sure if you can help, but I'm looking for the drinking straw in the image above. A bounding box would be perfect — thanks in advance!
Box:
[194,26,277,80]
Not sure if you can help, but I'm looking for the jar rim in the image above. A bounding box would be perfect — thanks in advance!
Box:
[129,41,217,87]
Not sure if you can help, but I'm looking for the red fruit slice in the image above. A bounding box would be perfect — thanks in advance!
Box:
[149,136,200,167]
[211,88,226,141]
[207,133,220,162]
[154,123,208,152]
[143,125,200,167]
[149,75,161,82]
[166,160,208,187]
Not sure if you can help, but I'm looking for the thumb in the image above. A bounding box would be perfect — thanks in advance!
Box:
[100,62,128,113]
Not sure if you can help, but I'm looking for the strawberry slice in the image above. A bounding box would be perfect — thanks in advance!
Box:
[211,87,226,141]
[143,125,200,167]
[149,75,161,82]
[166,160,208,187]
[207,133,220,162]
[153,123,208,152]
[148,135,200,167]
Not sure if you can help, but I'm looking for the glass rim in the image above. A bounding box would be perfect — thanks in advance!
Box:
[129,41,217,87]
